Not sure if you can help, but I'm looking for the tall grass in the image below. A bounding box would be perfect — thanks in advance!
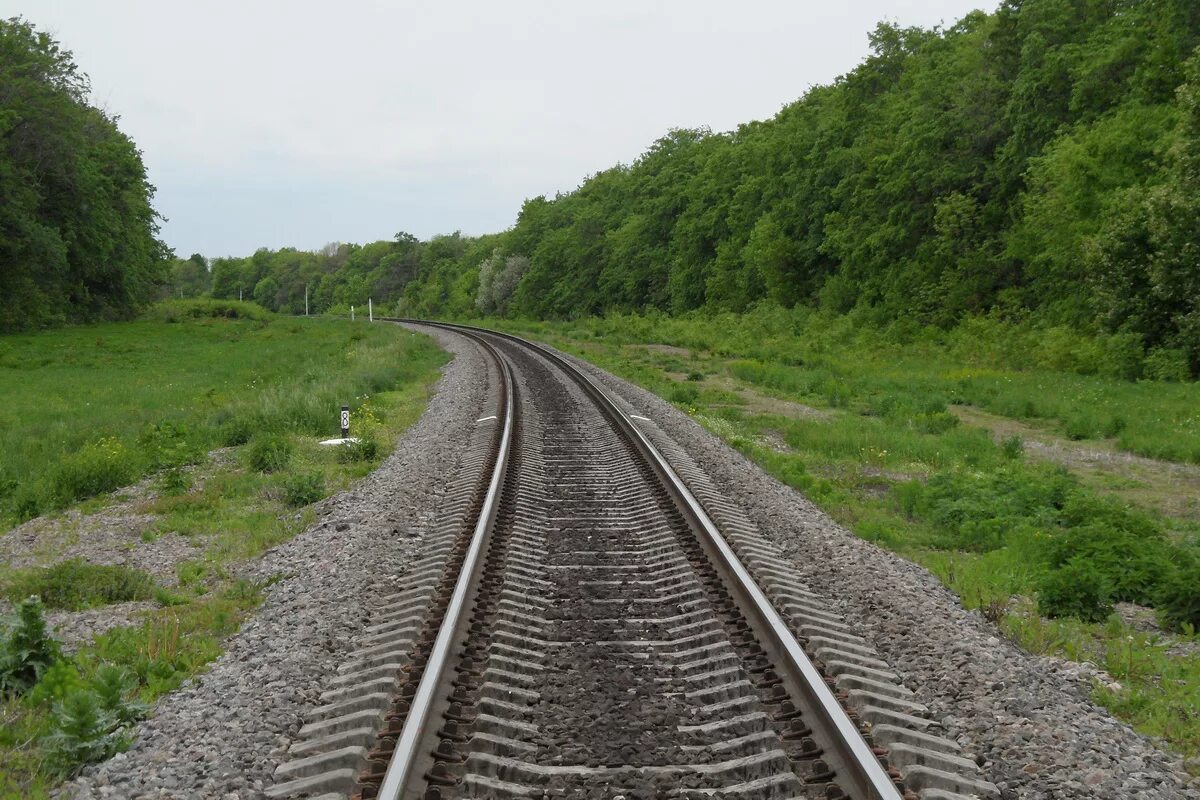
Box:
[0,310,445,526]
[497,307,1200,464]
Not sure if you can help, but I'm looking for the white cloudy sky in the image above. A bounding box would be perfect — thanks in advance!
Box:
[14,1,990,257]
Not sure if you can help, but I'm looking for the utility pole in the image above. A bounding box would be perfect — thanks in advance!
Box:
[305,285,309,316]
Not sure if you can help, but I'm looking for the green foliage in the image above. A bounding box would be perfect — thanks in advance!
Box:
[1001,435,1024,459]
[2,560,157,611]
[0,598,60,696]
[244,434,293,473]
[48,438,138,504]
[337,436,379,464]
[37,666,145,777]
[1037,559,1114,623]
[41,690,126,776]
[282,471,324,507]
[0,18,166,333]
[1157,554,1200,632]
[88,665,147,727]
[152,298,271,323]
[668,384,699,405]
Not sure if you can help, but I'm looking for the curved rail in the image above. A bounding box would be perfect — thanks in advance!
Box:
[383,319,903,800]
[373,326,515,800]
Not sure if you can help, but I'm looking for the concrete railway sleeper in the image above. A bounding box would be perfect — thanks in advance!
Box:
[266,323,998,800]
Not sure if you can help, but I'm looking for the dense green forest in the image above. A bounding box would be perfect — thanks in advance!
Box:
[0,19,166,332]
[179,0,1199,377]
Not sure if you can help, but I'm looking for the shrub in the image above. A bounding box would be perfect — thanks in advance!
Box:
[914,411,959,435]
[3,559,157,611]
[338,436,379,463]
[49,437,139,503]
[150,299,271,323]
[89,664,148,726]
[1038,558,1113,622]
[0,597,61,695]
[1157,556,1200,633]
[218,413,256,446]
[1064,414,1098,440]
[137,420,202,470]
[669,384,699,405]
[686,371,704,382]
[157,466,192,495]
[244,434,292,473]
[42,689,130,776]
[283,471,325,507]
[1001,435,1024,459]
[26,659,85,707]
[1142,347,1190,382]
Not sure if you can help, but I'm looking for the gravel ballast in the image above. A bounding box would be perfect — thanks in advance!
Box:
[553,342,1200,800]
[60,325,487,800]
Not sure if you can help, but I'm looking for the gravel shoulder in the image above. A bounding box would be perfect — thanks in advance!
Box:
[59,325,487,800]
[554,343,1200,800]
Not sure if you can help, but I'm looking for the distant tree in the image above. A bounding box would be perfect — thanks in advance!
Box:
[252,275,281,311]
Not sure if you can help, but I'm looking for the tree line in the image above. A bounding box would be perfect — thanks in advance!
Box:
[0,18,166,333]
[169,1,1200,378]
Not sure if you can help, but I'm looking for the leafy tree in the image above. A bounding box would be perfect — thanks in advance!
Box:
[0,18,166,332]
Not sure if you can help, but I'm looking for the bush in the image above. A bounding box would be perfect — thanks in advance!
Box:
[151,299,271,323]
[1064,414,1098,440]
[0,597,61,695]
[49,437,139,503]
[3,559,158,611]
[244,434,293,473]
[338,436,379,463]
[137,420,202,470]
[42,688,130,776]
[283,471,325,507]
[1142,347,1190,382]
[669,384,699,405]
[217,412,256,446]
[1157,557,1200,633]
[1038,558,1114,622]
[1001,435,1024,459]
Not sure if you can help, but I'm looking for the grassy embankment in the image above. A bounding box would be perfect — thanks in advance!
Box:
[0,300,446,796]
[490,308,1200,769]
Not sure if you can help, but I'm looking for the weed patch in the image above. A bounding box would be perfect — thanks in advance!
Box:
[2,561,157,611]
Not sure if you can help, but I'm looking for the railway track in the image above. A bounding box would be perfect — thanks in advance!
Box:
[267,323,998,800]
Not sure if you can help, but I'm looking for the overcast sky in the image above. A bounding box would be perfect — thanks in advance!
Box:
[14,1,990,258]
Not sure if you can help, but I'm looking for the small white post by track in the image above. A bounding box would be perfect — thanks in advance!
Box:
[351,305,355,321]
[320,404,356,446]
[369,298,373,322]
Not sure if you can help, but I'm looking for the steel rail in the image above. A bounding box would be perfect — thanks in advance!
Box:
[393,319,905,800]
[374,325,515,800]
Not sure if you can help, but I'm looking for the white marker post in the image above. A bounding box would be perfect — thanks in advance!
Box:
[341,405,350,439]
[369,298,373,322]
[351,305,355,321]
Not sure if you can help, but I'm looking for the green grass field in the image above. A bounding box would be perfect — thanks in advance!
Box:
[489,308,1200,768]
[0,301,447,794]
